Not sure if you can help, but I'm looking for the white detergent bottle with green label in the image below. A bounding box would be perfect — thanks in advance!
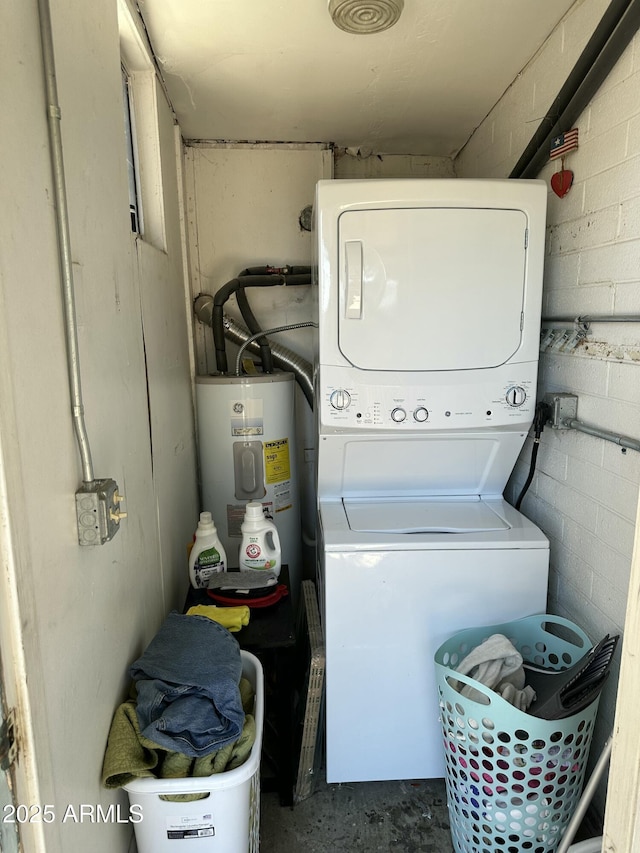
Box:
[239,502,281,576]
[189,511,227,589]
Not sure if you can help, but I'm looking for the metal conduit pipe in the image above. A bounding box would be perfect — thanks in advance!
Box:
[235,272,312,374]
[236,288,276,374]
[234,322,317,378]
[234,270,312,375]
[193,293,314,409]
[211,268,312,374]
[510,0,640,179]
[193,296,315,408]
[212,275,282,374]
[543,314,640,325]
[563,419,640,453]
[37,0,95,483]
[224,315,315,409]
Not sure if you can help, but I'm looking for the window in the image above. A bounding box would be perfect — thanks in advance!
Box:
[122,64,142,235]
[118,0,166,251]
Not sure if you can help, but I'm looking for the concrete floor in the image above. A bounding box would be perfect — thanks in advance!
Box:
[260,776,453,853]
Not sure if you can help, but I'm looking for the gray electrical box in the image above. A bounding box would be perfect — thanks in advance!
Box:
[75,478,126,545]
[546,393,579,429]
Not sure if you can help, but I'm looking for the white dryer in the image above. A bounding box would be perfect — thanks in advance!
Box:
[313,178,550,783]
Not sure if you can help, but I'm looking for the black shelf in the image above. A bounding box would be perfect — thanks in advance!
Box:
[184,566,297,806]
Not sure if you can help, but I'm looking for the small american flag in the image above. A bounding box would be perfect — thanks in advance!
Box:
[550,128,579,160]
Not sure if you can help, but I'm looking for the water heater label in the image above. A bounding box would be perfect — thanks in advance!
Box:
[226,504,246,538]
[230,399,264,436]
[274,483,292,513]
[264,438,291,484]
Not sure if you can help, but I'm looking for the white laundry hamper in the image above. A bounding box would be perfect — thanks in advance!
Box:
[434,615,600,853]
[124,650,263,853]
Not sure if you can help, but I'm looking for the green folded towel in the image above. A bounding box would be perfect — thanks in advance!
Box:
[102,677,256,793]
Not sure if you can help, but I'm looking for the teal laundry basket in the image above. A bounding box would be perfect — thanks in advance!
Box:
[434,615,600,853]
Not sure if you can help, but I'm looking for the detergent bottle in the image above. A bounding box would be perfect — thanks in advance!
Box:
[189,511,227,588]
[239,502,281,576]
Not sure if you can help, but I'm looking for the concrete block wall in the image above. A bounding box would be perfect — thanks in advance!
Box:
[456,2,640,825]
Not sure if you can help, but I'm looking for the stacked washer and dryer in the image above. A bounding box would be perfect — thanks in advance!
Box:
[313,178,550,784]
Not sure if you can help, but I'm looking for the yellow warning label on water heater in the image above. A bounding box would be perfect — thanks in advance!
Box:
[264,438,290,484]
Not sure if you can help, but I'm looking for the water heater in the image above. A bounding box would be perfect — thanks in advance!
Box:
[195,372,302,605]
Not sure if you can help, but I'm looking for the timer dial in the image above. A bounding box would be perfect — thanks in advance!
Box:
[506,386,527,407]
[329,389,351,410]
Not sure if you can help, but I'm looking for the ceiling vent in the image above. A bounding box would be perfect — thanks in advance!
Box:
[328,0,404,34]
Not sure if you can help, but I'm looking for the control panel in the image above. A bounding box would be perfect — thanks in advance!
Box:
[319,368,537,431]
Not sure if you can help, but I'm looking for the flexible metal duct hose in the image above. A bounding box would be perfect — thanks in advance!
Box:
[223,314,314,409]
[211,267,312,374]
[193,294,315,408]
[234,322,317,377]
[235,269,311,374]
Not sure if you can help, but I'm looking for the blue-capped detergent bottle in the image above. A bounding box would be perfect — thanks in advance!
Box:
[189,511,227,588]
[239,502,281,576]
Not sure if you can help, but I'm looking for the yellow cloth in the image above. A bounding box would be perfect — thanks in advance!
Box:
[186,604,250,632]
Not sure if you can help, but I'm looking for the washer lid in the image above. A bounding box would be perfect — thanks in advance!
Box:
[343,497,511,534]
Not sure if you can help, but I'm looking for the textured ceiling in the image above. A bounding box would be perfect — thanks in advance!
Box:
[138,0,579,157]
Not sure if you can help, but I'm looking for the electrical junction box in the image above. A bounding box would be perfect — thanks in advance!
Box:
[546,393,579,430]
[75,478,126,545]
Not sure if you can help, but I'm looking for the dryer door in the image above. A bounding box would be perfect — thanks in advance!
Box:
[337,206,528,372]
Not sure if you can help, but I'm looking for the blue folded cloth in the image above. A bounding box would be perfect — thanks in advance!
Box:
[129,611,244,758]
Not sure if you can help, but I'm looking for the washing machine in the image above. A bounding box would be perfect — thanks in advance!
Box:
[313,178,551,783]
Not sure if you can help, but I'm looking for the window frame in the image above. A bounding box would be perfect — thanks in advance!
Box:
[118,0,166,252]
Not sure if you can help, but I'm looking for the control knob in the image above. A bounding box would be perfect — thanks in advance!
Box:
[413,407,429,423]
[391,407,407,423]
[506,386,527,407]
[329,389,351,410]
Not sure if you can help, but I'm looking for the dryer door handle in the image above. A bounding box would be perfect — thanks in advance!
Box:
[345,240,363,319]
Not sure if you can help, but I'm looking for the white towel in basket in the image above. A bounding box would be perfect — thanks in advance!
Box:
[455,634,536,711]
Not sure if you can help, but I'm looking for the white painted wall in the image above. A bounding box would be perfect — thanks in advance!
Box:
[0,0,197,851]
[185,144,329,374]
[184,144,331,570]
[456,0,640,824]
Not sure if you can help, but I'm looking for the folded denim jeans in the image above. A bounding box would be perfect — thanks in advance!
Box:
[130,611,244,757]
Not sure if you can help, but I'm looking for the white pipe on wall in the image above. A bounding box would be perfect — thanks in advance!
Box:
[37,0,95,483]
